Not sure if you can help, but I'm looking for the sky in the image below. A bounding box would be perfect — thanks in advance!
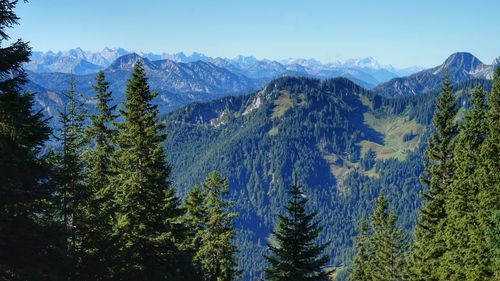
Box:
[9,0,500,68]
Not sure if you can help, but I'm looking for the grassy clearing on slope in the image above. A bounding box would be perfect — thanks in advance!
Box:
[359,94,373,109]
[272,90,294,118]
[268,126,279,136]
[360,112,424,161]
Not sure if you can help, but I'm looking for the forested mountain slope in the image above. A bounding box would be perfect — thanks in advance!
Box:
[161,76,487,279]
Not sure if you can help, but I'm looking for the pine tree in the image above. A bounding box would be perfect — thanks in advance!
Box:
[0,1,56,279]
[55,79,88,279]
[477,67,500,280]
[264,183,330,281]
[369,194,406,281]
[111,62,187,280]
[348,218,372,281]
[195,172,240,281]
[406,75,458,281]
[441,85,488,281]
[79,71,117,280]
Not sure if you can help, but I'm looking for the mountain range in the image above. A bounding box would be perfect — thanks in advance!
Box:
[26,53,260,116]
[24,50,497,123]
[27,48,423,86]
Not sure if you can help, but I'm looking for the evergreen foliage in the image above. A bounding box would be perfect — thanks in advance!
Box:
[110,62,188,280]
[0,1,56,279]
[440,85,488,280]
[79,71,117,280]
[369,194,406,281]
[361,149,376,170]
[406,75,458,281]
[348,218,371,281]
[349,193,406,281]
[183,184,208,277]
[54,79,88,278]
[2,2,500,278]
[194,172,240,281]
[477,67,500,280]
[264,183,330,281]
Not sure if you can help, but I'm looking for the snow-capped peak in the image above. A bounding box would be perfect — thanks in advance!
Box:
[339,56,383,69]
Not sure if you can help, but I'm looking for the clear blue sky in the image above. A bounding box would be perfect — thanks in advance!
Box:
[10,0,500,68]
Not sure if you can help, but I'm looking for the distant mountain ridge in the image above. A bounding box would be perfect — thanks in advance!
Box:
[26,47,424,86]
[374,52,497,97]
[26,53,261,117]
[24,50,499,128]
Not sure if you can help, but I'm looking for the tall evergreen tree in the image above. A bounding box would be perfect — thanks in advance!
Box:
[55,79,88,278]
[348,218,371,281]
[406,75,458,281]
[0,1,57,279]
[264,183,330,281]
[195,172,240,281]
[477,67,500,280]
[441,86,489,281]
[79,71,117,280]
[369,194,406,281]
[183,184,208,278]
[111,62,187,280]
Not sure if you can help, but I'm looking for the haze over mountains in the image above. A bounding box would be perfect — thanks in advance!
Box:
[24,49,498,127]
[27,48,422,86]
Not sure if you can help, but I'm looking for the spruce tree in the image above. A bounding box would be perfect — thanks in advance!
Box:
[406,75,458,281]
[264,183,330,281]
[195,172,240,281]
[441,86,488,281]
[369,194,406,281]
[0,1,56,279]
[477,67,500,280]
[79,71,117,280]
[184,184,208,277]
[111,62,187,280]
[348,218,372,281]
[55,79,88,278]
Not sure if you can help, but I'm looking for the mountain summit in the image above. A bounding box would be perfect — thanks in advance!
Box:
[374,52,496,96]
[440,52,484,71]
[106,53,157,71]
[433,52,489,79]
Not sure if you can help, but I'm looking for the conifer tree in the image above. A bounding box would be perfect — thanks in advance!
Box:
[369,194,406,281]
[361,149,376,170]
[195,172,240,281]
[348,218,372,281]
[441,86,488,281]
[79,71,117,280]
[184,184,208,277]
[264,183,330,281]
[0,1,56,279]
[406,75,458,281]
[477,67,500,280]
[55,79,88,278]
[111,62,187,280]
